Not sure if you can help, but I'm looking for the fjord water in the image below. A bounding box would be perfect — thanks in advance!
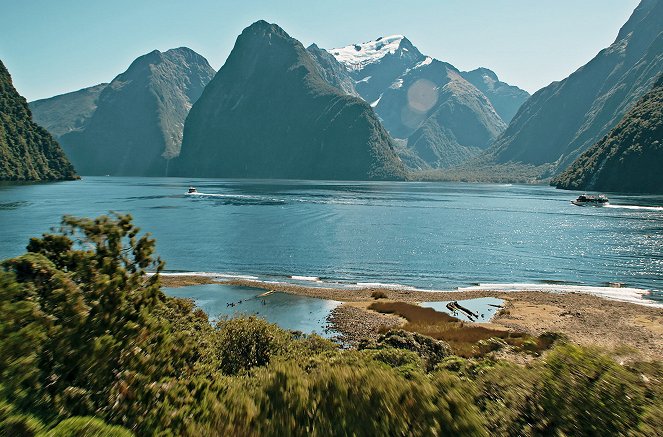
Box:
[1,177,662,302]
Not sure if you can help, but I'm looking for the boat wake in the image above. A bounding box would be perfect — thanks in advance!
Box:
[186,192,286,205]
[604,204,663,212]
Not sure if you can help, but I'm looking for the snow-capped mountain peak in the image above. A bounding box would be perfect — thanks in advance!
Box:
[329,35,411,70]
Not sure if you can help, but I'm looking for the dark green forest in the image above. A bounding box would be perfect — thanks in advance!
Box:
[553,74,663,194]
[0,214,661,436]
[0,60,77,182]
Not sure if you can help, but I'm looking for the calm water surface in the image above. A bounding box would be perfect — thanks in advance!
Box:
[164,284,341,337]
[1,177,662,301]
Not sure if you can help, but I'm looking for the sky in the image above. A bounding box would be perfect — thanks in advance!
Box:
[0,0,641,101]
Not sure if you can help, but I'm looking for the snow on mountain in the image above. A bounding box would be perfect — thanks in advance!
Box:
[329,35,406,70]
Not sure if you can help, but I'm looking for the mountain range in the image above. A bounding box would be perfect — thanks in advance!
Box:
[28,24,529,180]
[22,1,660,189]
[552,74,663,194]
[32,47,215,176]
[0,60,76,181]
[172,21,407,181]
[326,36,528,169]
[486,0,663,178]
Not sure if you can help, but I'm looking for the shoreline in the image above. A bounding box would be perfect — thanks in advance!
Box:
[159,274,663,360]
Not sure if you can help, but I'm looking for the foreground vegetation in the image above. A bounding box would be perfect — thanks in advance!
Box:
[0,214,661,436]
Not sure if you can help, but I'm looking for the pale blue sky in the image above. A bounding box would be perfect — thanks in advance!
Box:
[0,0,640,101]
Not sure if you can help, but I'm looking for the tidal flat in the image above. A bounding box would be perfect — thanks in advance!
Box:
[160,275,663,361]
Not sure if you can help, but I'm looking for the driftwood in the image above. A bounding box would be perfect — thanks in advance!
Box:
[446,301,479,321]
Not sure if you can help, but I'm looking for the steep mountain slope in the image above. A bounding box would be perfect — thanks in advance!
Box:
[460,68,530,123]
[306,44,358,97]
[60,48,215,176]
[0,60,77,181]
[29,83,107,138]
[327,36,522,170]
[489,0,663,175]
[406,67,507,169]
[552,74,663,194]
[173,21,406,181]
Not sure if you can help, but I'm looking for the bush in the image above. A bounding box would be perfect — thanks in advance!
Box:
[0,413,44,437]
[369,347,423,368]
[41,416,133,437]
[532,343,645,435]
[475,344,648,436]
[216,316,291,375]
[371,290,387,299]
[375,329,451,370]
[199,361,487,436]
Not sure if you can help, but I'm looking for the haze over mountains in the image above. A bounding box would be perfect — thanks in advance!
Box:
[32,48,215,176]
[486,0,663,178]
[0,60,76,181]
[29,83,107,139]
[173,21,406,181]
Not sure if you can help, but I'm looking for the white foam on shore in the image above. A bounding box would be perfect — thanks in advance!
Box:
[355,282,419,291]
[458,283,663,308]
[290,275,322,282]
[160,272,260,281]
[158,272,662,308]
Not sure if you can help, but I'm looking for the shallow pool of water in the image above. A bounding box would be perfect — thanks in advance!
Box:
[163,283,341,337]
[421,297,504,322]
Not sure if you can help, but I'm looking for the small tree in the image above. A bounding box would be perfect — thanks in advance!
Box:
[0,213,166,418]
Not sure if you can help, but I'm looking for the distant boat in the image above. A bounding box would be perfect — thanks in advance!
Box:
[571,194,609,206]
[186,187,198,194]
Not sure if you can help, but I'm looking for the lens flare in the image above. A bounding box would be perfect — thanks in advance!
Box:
[407,79,438,113]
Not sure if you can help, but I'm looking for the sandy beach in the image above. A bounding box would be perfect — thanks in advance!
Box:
[160,275,663,360]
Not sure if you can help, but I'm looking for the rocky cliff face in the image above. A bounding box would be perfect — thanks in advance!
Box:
[59,47,215,176]
[173,21,406,181]
[552,74,663,194]
[0,60,77,181]
[488,0,663,175]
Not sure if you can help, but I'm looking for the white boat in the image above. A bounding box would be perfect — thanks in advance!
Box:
[186,187,198,194]
[571,194,609,206]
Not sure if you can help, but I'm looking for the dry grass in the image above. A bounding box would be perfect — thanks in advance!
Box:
[159,275,217,288]
[369,301,547,357]
[371,291,388,300]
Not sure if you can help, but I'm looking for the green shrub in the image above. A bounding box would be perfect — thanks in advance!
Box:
[533,344,645,435]
[216,316,291,375]
[199,361,487,436]
[0,413,44,437]
[40,416,133,437]
[475,344,648,436]
[375,329,451,370]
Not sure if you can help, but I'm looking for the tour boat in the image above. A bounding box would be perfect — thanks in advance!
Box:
[571,194,609,206]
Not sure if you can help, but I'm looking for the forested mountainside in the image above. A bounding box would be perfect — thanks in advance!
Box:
[0,60,77,181]
[553,74,663,194]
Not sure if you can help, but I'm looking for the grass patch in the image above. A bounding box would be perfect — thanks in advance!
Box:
[371,290,388,299]
[369,301,551,357]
